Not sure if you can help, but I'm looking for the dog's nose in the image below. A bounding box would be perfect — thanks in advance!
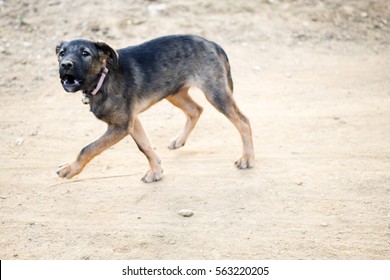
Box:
[61,60,73,70]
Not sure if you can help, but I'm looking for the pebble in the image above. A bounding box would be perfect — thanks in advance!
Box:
[15,137,24,146]
[22,41,32,47]
[147,3,167,17]
[30,130,38,136]
[178,209,194,217]
[320,222,329,227]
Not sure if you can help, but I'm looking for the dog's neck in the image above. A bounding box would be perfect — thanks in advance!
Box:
[83,67,109,96]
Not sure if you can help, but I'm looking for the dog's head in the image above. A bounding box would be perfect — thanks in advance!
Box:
[56,39,118,93]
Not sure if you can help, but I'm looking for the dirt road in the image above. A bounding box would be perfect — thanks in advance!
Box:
[1,0,389,259]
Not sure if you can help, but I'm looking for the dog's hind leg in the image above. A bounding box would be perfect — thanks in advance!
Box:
[201,82,254,169]
[129,116,163,183]
[166,87,203,150]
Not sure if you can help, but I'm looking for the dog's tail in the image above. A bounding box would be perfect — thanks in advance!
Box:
[215,44,234,93]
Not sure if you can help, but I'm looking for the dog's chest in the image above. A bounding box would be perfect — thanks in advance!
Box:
[89,95,129,125]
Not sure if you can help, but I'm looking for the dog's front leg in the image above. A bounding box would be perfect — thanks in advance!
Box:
[57,125,127,179]
[129,116,163,183]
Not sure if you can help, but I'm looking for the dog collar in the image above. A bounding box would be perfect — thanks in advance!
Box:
[84,67,109,96]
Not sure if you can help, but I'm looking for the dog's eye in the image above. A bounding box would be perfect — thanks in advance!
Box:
[81,51,90,57]
[59,50,65,57]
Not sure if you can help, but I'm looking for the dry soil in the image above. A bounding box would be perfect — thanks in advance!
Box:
[0,0,389,259]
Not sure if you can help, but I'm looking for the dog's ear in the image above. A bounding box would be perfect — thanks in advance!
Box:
[55,41,65,56]
[95,41,119,68]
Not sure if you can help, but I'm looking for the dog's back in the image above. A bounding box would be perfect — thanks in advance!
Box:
[117,35,233,100]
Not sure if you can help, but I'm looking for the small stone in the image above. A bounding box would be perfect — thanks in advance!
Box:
[91,25,100,33]
[15,137,24,146]
[178,209,194,217]
[147,3,167,17]
[22,41,32,47]
[30,130,38,136]
[320,222,329,227]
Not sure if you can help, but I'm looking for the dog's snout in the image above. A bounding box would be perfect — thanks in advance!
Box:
[61,60,74,70]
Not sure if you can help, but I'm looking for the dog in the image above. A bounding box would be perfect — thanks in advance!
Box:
[56,35,254,182]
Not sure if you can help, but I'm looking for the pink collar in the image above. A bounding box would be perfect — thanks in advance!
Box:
[85,67,108,96]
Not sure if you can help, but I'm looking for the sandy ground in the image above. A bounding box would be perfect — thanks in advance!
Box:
[0,0,389,259]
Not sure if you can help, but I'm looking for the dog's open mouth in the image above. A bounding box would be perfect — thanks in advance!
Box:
[61,74,83,92]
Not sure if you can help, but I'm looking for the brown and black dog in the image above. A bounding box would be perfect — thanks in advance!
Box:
[56,35,254,182]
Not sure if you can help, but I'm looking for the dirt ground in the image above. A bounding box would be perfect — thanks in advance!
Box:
[0,0,389,259]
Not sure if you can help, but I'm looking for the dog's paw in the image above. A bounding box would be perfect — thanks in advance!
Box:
[142,169,163,183]
[235,156,254,169]
[56,161,81,179]
[168,136,185,150]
